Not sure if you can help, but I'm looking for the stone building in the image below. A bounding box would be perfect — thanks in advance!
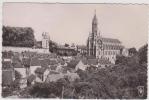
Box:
[41,32,50,53]
[87,11,124,64]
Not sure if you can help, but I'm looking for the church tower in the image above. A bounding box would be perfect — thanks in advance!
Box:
[42,32,49,53]
[92,10,98,38]
[87,10,99,57]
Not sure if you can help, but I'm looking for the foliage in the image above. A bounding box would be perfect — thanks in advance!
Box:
[49,40,58,53]
[115,55,128,65]
[138,44,148,64]
[18,45,147,99]
[128,47,137,56]
[2,26,35,47]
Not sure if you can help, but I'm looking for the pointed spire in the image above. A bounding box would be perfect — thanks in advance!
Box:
[94,9,96,15]
[92,9,97,24]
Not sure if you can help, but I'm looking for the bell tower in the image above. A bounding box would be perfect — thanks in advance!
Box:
[42,32,49,49]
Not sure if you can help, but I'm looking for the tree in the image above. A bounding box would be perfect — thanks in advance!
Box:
[138,44,148,64]
[2,26,35,47]
[115,55,127,65]
[49,40,57,53]
[64,43,69,47]
[128,47,137,56]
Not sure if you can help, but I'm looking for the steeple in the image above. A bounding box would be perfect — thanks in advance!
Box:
[92,9,98,25]
[92,9,98,37]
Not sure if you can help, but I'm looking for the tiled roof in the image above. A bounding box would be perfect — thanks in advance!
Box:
[49,53,57,58]
[49,59,58,65]
[40,59,49,68]
[67,59,80,68]
[2,51,13,59]
[57,45,75,50]
[2,70,13,86]
[57,58,65,65]
[22,51,36,58]
[2,61,12,69]
[30,57,41,66]
[12,56,21,64]
[87,59,98,65]
[100,37,121,43]
[13,61,23,68]
[50,65,57,70]
[77,45,87,49]
[35,67,47,74]
[49,70,59,75]
[46,73,64,82]
[79,58,88,65]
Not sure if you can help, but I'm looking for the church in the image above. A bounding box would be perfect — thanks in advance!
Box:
[87,11,124,64]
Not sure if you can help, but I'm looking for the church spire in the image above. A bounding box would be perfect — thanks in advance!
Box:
[92,10,98,36]
[92,9,97,25]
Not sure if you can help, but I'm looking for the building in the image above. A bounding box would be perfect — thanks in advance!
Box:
[42,32,49,49]
[56,45,77,56]
[87,11,124,64]
[76,45,87,56]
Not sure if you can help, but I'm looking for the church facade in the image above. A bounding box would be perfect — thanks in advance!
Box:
[87,12,124,64]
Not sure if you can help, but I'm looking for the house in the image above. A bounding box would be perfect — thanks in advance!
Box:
[22,58,31,77]
[2,70,14,87]
[2,54,15,87]
[98,58,112,69]
[86,58,98,67]
[75,60,87,71]
[13,61,26,78]
[57,58,66,66]
[65,72,80,82]
[2,61,13,70]
[48,59,59,66]
[56,65,63,73]
[34,67,49,82]
[76,45,87,56]
[45,73,64,82]
[19,78,27,89]
[30,57,41,75]
[27,74,36,86]
[50,65,57,71]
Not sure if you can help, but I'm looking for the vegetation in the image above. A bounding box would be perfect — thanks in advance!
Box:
[20,52,147,99]
[3,44,147,99]
[2,26,35,47]
[49,40,58,53]
[138,44,148,64]
[128,47,137,56]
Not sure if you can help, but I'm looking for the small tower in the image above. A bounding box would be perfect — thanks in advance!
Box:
[42,32,49,49]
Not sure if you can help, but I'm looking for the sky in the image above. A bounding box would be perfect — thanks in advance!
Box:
[3,3,148,49]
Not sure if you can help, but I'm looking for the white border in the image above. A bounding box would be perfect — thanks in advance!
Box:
[0,0,148,100]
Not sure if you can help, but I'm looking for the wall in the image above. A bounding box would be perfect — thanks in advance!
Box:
[2,46,50,54]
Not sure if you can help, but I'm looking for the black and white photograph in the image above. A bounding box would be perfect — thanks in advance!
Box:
[1,2,148,99]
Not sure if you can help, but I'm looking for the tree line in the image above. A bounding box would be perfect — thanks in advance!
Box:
[2,26,35,47]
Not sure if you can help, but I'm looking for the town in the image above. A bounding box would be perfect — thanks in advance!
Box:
[2,4,148,99]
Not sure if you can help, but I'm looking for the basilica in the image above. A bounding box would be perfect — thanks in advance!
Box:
[87,11,125,64]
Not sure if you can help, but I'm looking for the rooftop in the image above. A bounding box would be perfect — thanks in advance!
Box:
[100,37,121,44]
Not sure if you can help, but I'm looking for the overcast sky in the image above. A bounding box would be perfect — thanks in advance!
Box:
[3,3,148,49]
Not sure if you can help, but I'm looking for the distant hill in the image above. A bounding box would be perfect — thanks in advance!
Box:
[2,26,35,47]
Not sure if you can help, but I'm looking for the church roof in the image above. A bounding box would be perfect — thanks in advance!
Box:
[100,37,121,44]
